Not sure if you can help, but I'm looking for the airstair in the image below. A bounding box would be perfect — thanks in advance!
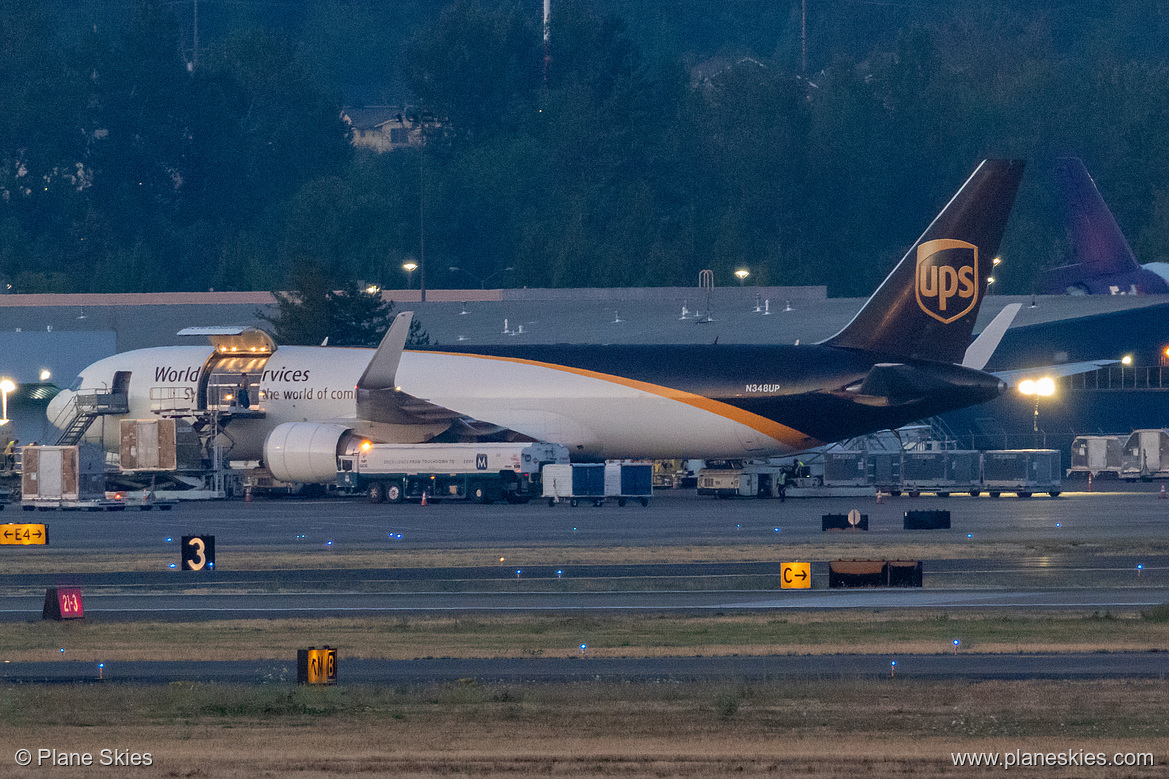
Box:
[51,390,129,446]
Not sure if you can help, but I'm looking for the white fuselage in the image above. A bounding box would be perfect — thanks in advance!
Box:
[48,346,792,461]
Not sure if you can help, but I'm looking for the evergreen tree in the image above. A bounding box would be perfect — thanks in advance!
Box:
[258,262,429,348]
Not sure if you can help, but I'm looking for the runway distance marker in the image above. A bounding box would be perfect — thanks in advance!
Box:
[43,587,84,620]
[781,562,811,589]
[181,535,215,571]
[1,523,48,545]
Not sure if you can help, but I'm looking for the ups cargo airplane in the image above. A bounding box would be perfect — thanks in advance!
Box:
[49,159,1050,484]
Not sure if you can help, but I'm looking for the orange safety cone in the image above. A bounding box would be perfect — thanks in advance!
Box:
[245,486,252,504]
[421,490,428,506]
[876,491,884,505]
[1160,484,1166,500]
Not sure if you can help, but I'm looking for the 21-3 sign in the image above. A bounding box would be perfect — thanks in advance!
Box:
[181,535,215,571]
[43,587,84,620]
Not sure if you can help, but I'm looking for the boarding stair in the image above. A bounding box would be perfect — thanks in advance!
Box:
[52,390,129,446]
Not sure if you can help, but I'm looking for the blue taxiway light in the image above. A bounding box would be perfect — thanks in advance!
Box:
[168,563,176,569]
[165,537,173,543]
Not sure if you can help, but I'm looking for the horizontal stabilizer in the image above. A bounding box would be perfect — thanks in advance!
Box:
[993,360,1118,387]
[962,303,1021,370]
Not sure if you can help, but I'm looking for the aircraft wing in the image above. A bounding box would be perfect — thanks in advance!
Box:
[353,313,526,438]
[354,311,463,426]
[992,360,1117,387]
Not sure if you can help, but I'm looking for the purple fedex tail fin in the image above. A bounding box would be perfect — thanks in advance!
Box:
[824,159,1025,364]
[1040,157,1169,295]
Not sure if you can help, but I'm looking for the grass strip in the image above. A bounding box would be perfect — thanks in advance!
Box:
[1,679,1166,777]
[2,608,1168,663]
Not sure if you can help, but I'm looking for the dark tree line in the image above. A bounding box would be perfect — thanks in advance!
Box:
[6,1,1169,298]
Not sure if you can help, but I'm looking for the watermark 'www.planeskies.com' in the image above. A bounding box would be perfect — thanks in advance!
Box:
[952,749,1154,770]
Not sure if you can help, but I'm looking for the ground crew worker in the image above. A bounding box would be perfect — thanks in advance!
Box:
[777,467,787,502]
[237,374,251,409]
[2,438,15,472]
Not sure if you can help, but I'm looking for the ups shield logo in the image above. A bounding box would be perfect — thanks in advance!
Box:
[916,239,979,324]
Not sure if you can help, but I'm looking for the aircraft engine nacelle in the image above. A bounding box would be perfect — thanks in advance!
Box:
[264,422,355,484]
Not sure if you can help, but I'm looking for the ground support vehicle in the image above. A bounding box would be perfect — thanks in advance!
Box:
[339,442,569,504]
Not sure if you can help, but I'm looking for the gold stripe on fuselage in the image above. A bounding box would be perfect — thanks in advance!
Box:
[418,351,821,451]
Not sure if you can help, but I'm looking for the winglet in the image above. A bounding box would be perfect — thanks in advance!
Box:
[962,303,1021,370]
[357,311,413,390]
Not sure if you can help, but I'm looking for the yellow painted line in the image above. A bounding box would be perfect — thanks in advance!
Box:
[419,351,821,450]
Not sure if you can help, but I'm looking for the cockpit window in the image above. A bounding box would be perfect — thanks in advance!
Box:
[69,375,83,391]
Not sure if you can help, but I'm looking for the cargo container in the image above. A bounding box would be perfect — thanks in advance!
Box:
[900,452,949,496]
[868,452,902,494]
[602,462,652,506]
[944,451,983,495]
[823,451,867,487]
[981,449,1061,497]
[20,445,109,508]
[1069,435,1123,478]
[543,463,606,506]
[1120,430,1169,480]
[119,419,202,472]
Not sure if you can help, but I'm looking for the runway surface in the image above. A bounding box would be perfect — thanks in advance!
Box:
[4,489,1169,684]
[8,487,1169,553]
[2,489,1169,619]
[4,652,1168,685]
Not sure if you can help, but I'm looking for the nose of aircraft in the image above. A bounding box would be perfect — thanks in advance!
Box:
[46,388,75,429]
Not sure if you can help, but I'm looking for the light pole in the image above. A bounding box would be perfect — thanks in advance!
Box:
[0,378,15,427]
[1018,377,1055,448]
[449,266,514,289]
[402,262,418,291]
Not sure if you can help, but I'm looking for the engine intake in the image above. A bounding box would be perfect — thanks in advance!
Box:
[264,422,354,484]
